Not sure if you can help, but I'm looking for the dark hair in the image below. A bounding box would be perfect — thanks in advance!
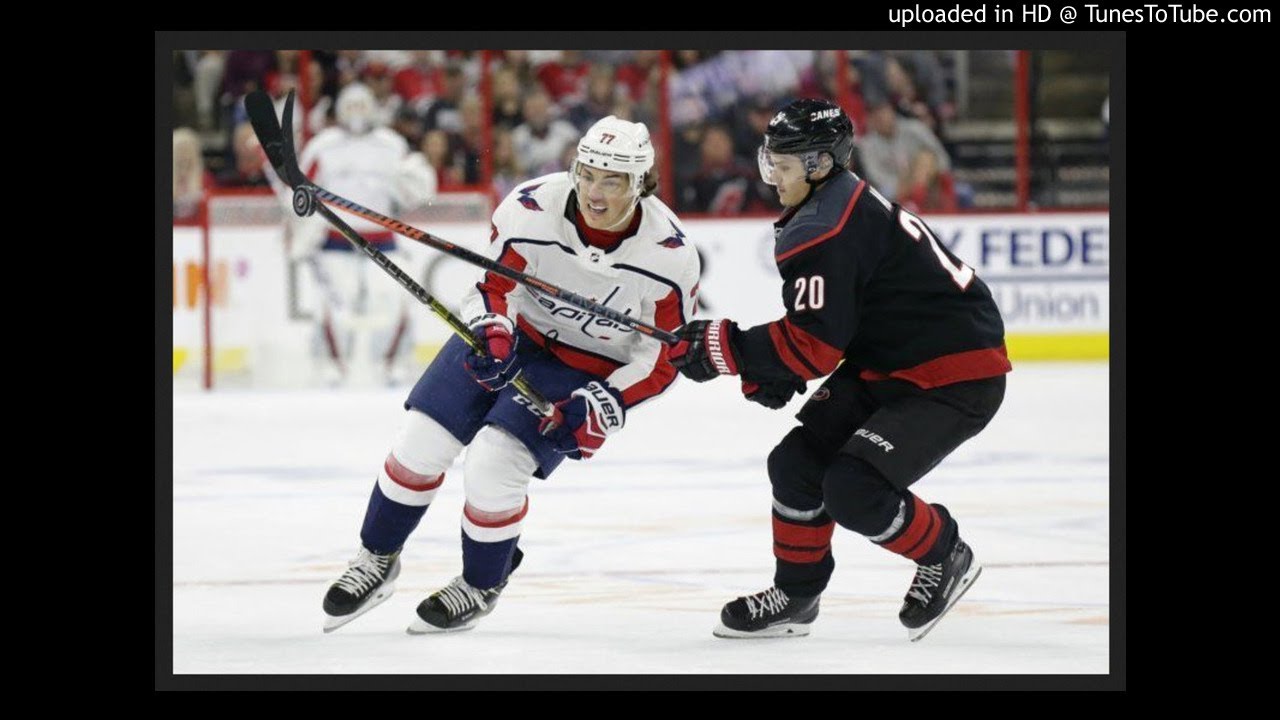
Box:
[640,168,659,198]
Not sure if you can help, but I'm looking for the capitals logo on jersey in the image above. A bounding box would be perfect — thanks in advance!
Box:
[517,184,545,211]
[659,220,686,248]
[533,285,636,341]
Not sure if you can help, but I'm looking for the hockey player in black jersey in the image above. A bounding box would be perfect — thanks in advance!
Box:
[671,98,1011,642]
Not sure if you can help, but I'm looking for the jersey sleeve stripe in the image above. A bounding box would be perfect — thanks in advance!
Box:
[617,288,683,408]
[477,245,528,316]
[781,318,844,376]
[767,322,820,379]
[619,344,677,408]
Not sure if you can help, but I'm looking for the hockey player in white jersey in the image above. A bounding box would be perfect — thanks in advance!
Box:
[322,116,700,633]
[294,82,437,386]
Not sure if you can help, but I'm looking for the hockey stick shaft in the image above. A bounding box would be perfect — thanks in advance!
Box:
[245,91,553,415]
[248,90,680,346]
[309,187,678,346]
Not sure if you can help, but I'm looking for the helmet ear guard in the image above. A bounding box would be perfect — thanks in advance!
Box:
[805,152,834,178]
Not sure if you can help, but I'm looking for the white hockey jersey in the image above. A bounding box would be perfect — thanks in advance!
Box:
[297,126,436,238]
[460,173,701,409]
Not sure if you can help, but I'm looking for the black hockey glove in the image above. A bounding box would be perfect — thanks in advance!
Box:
[741,378,806,409]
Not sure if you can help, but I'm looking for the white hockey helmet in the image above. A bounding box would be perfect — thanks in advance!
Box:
[572,115,655,198]
[336,82,377,134]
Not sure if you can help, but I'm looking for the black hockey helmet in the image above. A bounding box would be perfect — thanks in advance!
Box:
[760,98,855,179]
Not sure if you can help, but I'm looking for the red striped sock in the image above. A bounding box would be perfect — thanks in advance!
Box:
[876,495,949,562]
[772,511,836,564]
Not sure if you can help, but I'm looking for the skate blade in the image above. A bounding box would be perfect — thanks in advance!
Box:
[322,582,396,634]
[713,622,812,639]
[908,565,982,643]
[406,617,477,635]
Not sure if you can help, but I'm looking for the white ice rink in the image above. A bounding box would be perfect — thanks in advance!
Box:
[170,362,1112,676]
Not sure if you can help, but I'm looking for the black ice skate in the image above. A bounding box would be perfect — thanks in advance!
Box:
[713,586,820,638]
[899,538,982,642]
[406,549,523,634]
[322,546,401,633]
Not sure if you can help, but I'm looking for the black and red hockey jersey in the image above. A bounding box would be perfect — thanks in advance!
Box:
[733,171,1011,390]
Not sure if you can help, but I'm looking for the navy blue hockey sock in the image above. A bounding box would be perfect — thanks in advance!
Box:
[359,483,430,554]
[461,531,520,590]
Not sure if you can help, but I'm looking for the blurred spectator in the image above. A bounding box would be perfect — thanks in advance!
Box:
[364,50,412,71]
[216,121,270,188]
[581,50,634,65]
[309,50,345,99]
[801,51,869,134]
[221,50,275,102]
[393,105,425,150]
[173,128,212,220]
[497,50,537,87]
[490,66,524,130]
[490,128,525,201]
[731,94,781,165]
[680,124,770,215]
[173,51,225,131]
[193,51,226,131]
[305,60,335,137]
[270,51,299,87]
[615,51,660,104]
[421,63,466,134]
[670,50,811,126]
[422,129,458,187]
[220,51,276,153]
[859,52,952,135]
[610,94,638,125]
[333,50,364,89]
[394,51,444,107]
[857,98,954,212]
[673,122,706,193]
[511,90,579,176]
[565,64,620,132]
[535,50,590,103]
[362,62,403,128]
[883,53,950,134]
[457,95,484,185]
[673,50,712,70]
[174,52,199,129]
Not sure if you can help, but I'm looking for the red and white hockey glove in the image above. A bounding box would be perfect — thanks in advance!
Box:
[669,319,740,382]
[463,314,524,391]
[537,381,626,460]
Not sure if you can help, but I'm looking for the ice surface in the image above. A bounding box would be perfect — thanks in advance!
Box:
[171,362,1111,675]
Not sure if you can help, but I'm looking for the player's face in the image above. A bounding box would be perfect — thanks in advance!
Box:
[575,166,635,230]
[769,154,812,207]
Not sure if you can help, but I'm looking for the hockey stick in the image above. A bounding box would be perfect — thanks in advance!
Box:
[245,91,554,415]
[245,90,680,347]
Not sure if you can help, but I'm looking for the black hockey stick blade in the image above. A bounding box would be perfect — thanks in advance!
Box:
[244,90,306,188]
